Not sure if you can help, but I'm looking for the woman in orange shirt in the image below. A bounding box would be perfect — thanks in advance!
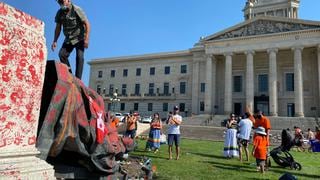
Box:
[252,126,268,174]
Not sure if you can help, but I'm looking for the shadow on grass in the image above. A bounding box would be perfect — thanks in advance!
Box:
[269,166,320,179]
[188,152,227,160]
[205,160,257,173]
[203,158,320,180]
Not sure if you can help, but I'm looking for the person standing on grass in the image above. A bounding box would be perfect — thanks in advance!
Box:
[223,113,239,158]
[167,106,182,160]
[145,113,162,153]
[253,110,271,168]
[252,126,268,174]
[237,113,253,162]
[306,128,315,140]
[125,113,137,139]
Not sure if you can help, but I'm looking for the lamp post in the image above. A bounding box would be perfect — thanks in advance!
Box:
[110,89,120,112]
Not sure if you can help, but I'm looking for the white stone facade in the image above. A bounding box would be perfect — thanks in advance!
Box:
[89,1,320,118]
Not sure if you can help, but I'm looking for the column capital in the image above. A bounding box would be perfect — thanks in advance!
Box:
[224,52,233,57]
[267,48,278,54]
[291,46,304,52]
[244,50,255,55]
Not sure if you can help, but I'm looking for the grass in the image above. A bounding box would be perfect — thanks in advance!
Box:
[130,138,320,180]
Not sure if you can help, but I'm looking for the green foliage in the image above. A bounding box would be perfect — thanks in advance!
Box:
[131,139,320,180]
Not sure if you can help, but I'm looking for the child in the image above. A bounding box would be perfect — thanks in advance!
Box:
[252,126,268,173]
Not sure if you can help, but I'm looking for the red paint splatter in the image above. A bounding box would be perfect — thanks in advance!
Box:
[0,49,14,66]
[15,58,27,80]
[0,21,6,31]
[10,89,24,106]
[20,39,28,48]
[1,68,12,82]
[28,65,40,86]
[0,29,14,46]
[0,104,10,112]
[46,109,57,123]
[0,88,6,99]
[0,3,8,16]
[0,116,6,122]
[14,135,23,145]
[5,121,16,129]
[28,136,36,145]
[25,102,34,122]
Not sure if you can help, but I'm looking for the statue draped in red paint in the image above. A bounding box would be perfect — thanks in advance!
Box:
[36,61,133,177]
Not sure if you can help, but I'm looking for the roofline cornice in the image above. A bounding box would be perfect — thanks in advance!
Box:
[88,50,192,65]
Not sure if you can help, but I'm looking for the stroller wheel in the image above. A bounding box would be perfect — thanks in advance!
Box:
[291,162,302,171]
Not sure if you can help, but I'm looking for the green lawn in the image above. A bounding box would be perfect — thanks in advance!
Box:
[131,138,320,180]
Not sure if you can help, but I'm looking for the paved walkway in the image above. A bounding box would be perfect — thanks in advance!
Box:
[118,120,283,145]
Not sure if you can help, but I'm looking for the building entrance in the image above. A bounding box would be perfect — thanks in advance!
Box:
[254,96,269,115]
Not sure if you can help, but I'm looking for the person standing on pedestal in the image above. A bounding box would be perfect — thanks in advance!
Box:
[51,0,90,79]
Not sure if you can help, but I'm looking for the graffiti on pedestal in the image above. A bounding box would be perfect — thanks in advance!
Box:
[0,2,46,148]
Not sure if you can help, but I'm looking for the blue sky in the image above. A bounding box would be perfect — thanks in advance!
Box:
[2,0,320,86]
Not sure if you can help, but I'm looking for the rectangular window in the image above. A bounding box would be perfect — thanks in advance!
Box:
[258,74,268,92]
[286,73,294,91]
[150,67,155,75]
[163,103,168,112]
[136,68,141,76]
[164,82,169,95]
[120,103,125,111]
[180,82,186,94]
[123,69,128,77]
[134,103,139,111]
[233,75,242,92]
[135,84,140,95]
[200,101,205,112]
[200,83,205,93]
[179,103,185,112]
[181,65,187,74]
[97,85,101,94]
[149,83,154,95]
[164,66,170,75]
[111,70,115,78]
[122,84,127,95]
[148,103,153,111]
[98,71,103,78]
[109,84,114,95]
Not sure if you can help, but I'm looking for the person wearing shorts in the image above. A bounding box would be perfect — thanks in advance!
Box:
[167,106,182,160]
[238,113,253,161]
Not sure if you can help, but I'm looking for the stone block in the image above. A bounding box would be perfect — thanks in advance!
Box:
[0,2,54,179]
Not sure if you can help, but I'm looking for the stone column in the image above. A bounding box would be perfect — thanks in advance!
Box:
[317,45,320,116]
[205,54,213,114]
[192,59,200,114]
[224,53,233,115]
[268,48,278,116]
[292,46,304,117]
[245,50,255,114]
[0,3,54,179]
[212,56,217,115]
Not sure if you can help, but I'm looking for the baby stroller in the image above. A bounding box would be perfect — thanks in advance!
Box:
[270,129,302,170]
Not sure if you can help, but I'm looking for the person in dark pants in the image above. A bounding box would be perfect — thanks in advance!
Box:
[51,0,90,79]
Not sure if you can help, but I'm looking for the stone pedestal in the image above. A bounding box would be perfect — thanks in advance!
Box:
[0,3,54,179]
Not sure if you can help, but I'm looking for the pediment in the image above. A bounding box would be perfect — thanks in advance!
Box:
[204,17,320,41]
